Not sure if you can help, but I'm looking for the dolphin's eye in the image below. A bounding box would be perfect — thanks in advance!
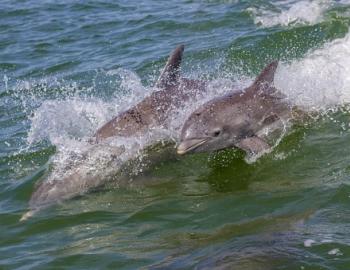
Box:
[212,128,221,137]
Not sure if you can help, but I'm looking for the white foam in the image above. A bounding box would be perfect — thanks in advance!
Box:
[328,248,343,256]
[248,0,332,27]
[27,69,150,145]
[275,31,350,110]
[27,98,107,144]
[304,239,316,247]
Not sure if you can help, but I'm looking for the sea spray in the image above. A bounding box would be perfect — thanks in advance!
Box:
[248,0,332,27]
[20,30,350,217]
[275,31,350,110]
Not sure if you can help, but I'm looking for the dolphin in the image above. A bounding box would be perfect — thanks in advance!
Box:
[94,45,205,142]
[22,45,203,220]
[177,61,296,158]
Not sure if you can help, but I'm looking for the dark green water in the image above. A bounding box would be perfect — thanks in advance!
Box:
[2,0,350,269]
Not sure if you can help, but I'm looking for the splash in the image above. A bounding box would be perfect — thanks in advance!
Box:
[275,31,350,111]
[26,29,350,175]
[26,69,151,145]
[20,29,350,212]
[248,0,332,27]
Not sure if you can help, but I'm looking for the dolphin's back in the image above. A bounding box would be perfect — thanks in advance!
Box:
[93,45,206,142]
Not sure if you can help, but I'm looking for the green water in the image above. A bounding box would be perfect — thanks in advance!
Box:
[1,0,350,269]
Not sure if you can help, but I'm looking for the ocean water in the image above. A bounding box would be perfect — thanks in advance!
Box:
[1,0,350,269]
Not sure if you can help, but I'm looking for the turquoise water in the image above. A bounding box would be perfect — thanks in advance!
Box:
[2,0,350,269]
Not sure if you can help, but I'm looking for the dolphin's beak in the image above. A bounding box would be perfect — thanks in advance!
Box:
[177,138,208,155]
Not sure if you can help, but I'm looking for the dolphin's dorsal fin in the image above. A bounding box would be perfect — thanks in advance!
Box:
[253,61,278,89]
[155,45,184,88]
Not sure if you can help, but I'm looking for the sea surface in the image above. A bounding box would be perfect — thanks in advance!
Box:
[1,0,350,269]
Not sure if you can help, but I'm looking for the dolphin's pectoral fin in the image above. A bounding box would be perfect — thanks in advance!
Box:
[155,44,184,88]
[236,136,271,157]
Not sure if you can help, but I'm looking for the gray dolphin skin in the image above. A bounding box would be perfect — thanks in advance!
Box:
[22,45,203,220]
[94,45,205,142]
[177,61,294,157]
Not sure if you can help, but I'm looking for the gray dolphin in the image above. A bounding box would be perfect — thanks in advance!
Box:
[94,45,204,142]
[177,61,296,158]
[22,45,203,220]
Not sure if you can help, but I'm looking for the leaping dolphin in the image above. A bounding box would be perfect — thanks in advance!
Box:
[22,45,203,220]
[177,61,297,158]
[94,45,205,142]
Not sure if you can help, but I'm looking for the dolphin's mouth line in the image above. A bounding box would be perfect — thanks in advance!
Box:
[177,138,209,155]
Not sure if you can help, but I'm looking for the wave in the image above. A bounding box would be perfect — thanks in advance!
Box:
[14,27,350,207]
[248,0,332,27]
[276,31,350,110]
